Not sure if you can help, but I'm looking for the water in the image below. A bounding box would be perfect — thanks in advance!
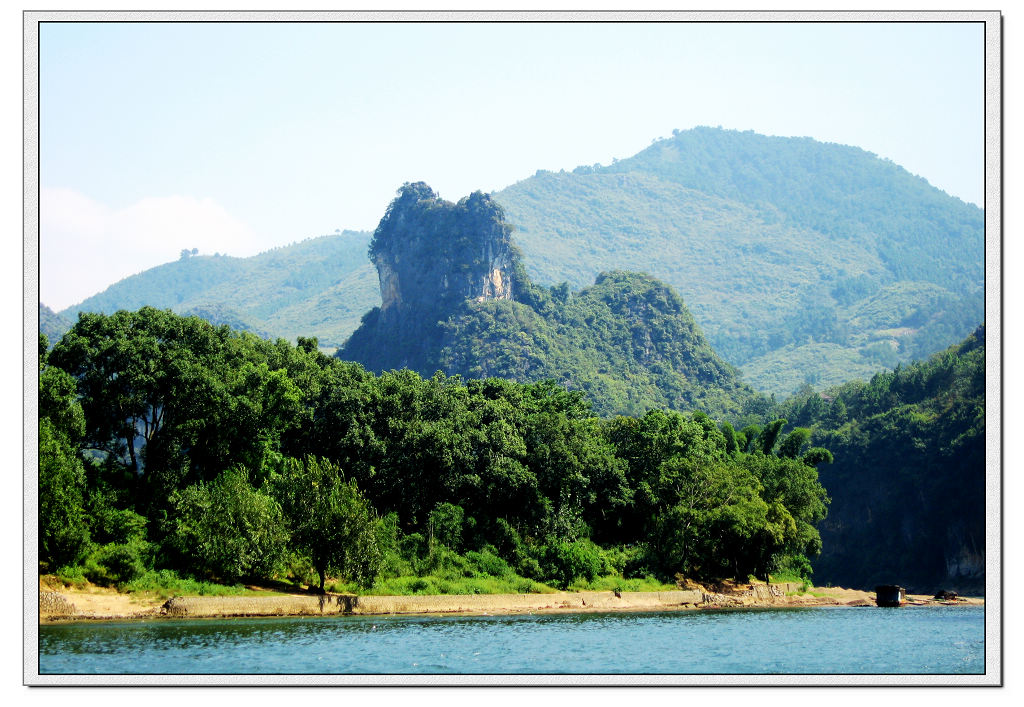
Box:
[38,605,984,675]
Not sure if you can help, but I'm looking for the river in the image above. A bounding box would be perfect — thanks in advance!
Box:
[37,605,985,678]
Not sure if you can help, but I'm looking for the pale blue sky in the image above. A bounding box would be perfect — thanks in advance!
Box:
[38,20,986,311]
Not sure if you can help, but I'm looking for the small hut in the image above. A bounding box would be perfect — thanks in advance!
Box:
[875,585,906,607]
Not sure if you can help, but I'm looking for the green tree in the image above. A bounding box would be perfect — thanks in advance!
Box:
[273,456,383,592]
[38,340,90,568]
[38,418,89,568]
[757,419,788,455]
[169,467,289,582]
[777,427,812,459]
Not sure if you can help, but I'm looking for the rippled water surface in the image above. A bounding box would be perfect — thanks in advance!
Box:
[39,605,984,675]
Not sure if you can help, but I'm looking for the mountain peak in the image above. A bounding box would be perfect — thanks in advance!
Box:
[369,182,522,320]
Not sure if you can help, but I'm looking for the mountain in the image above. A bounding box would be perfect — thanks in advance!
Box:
[495,127,984,396]
[39,303,73,346]
[53,128,983,395]
[338,183,758,419]
[773,325,986,594]
[58,231,375,349]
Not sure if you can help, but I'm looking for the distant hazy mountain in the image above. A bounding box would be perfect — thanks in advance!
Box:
[39,303,73,346]
[59,232,375,349]
[54,128,983,396]
[496,127,983,396]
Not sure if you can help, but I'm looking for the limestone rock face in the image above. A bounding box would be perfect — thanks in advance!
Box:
[339,182,526,372]
[370,182,519,323]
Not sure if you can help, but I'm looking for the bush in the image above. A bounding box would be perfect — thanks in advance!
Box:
[119,569,254,599]
[517,556,543,580]
[465,548,513,578]
[428,503,465,550]
[541,538,603,588]
[420,544,475,578]
[621,543,655,579]
[38,419,90,568]
[90,502,147,545]
[770,553,814,583]
[82,539,152,586]
[490,518,527,562]
[54,564,88,589]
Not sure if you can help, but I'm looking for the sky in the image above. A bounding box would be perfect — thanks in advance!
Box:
[36,18,987,312]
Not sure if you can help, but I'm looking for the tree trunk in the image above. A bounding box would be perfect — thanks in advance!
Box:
[317,566,326,594]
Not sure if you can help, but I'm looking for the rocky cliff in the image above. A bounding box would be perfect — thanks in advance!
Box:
[338,182,759,419]
[371,182,521,317]
[339,183,530,373]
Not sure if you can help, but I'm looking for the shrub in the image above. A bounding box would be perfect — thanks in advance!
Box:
[465,549,513,578]
[428,502,465,550]
[82,538,152,586]
[542,538,603,588]
[420,545,475,578]
[90,502,147,545]
[399,532,426,559]
[770,553,814,583]
[38,419,89,568]
[54,564,88,589]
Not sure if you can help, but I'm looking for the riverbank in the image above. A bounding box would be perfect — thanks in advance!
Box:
[37,578,983,623]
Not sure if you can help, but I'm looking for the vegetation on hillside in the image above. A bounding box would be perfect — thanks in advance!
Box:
[496,127,984,395]
[339,184,760,420]
[438,271,756,418]
[39,303,73,348]
[40,307,830,595]
[52,129,983,397]
[57,232,376,349]
[768,326,986,593]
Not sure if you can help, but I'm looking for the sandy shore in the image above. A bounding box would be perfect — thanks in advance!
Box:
[37,579,983,623]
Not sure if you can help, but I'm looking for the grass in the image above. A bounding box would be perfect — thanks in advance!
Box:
[47,567,291,601]
[768,570,812,593]
[326,570,675,597]
[567,575,676,593]
[329,574,556,596]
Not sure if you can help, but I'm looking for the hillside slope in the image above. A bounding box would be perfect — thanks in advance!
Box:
[772,326,986,593]
[495,127,984,395]
[53,128,983,395]
[58,231,375,349]
[338,183,759,419]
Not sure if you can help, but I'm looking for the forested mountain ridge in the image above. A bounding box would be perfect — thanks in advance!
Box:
[496,127,984,396]
[40,303,73,346]
[770,325,986,593]
[52,127,983,396]
[57,231,375,349]
[338,183,759,419]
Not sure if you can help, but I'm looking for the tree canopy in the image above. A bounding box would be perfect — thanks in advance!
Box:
[40,307,830,590]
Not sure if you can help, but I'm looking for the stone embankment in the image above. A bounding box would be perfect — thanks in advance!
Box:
[38,582,982,622]
[159,589,705,619]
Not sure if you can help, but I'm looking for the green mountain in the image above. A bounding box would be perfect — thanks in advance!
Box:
[58,231,375,349]
[338,183,758,419]
[772,325,986,593]
[39,303,73,347]
[54,128,983,396]
[496,127,984,396]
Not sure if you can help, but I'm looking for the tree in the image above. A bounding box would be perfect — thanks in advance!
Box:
[757,419,788,455]
[38,418,89,568]
[273,456,383,592]
[38,341,90,568]
[49,308,223,475]
[778,427,812,459]
[169,467,289,583]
